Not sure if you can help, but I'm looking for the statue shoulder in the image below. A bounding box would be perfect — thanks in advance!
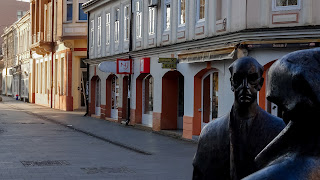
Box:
[200,114,230,140]
[258,107,286,130]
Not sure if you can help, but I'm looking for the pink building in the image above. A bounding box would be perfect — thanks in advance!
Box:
[0,0,29,53]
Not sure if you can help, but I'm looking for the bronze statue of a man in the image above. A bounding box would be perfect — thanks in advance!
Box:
[243,48,320,180]
[192,57,285,180]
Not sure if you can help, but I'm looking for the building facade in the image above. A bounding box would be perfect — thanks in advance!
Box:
[0,0,30,53]
[29,0,88,111]
[85,0,320,140]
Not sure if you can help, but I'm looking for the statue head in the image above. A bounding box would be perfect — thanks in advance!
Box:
[229,57,264,106]
[267,48,320,123]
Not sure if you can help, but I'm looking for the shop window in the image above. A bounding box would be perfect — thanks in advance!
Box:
[55,59,58,94]
[144,75,154,114]
[45,61,47,94]
[111,76,119,110]
[178,0,186,26]
[96,78,101,107]
[78,3,87,20]
[106,13,110,45]
[149,7,155,35]
[272,0,300,11]
[40,62,43,94]
[61,58,65,95]
[67,0,73,21]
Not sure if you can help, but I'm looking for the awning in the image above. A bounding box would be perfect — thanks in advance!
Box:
[178,46,236,63]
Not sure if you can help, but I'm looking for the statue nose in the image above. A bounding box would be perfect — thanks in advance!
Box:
[241,78,249,89]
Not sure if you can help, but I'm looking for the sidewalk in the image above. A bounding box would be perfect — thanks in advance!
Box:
[0,95,197,179]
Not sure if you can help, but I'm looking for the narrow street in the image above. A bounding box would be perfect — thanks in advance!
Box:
[0,96,196,180]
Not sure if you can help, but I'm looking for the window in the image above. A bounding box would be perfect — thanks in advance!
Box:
[124,6,130,41]
[179,0,186,26]
[67,0,73,21]
[164,0,171,30]
[136,1,142,38]
[106,13,110,45]
[55,59,58,94]
[17,11,26,20]
[45,61,47,94]
[115,8,120,42]
[90,20,94,48]
[196,0,205,21]
[61,58,65,95]
[79,3,87,20]
[149,7,155,35]
[97,16,101,47]
[273,0,300,11]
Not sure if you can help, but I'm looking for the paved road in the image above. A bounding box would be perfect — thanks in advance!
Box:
[0,96,197,180]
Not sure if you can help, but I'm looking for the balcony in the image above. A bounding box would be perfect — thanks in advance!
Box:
[30,31,55,56]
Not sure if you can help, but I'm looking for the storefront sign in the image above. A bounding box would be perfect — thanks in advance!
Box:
[159,57,177,69]
[98,61,117,74]
[158,58,177,63]
[140,57,150,73]
[117,59,133,74]
[162,63,177,69]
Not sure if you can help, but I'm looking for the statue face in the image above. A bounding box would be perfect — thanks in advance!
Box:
[231,59,263,106]
[267,60,315,122]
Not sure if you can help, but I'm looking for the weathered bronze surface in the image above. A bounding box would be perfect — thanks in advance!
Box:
[243,48,320,180]
[193,57,285,180]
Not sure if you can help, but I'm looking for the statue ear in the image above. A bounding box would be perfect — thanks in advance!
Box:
[230,78,235,92]
[292,73,317,102]
[257,77,264,91]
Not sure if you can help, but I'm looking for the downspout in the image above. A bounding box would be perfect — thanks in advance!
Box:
[84,12,90,117]
[125,0,133,125]
[50,0,55,108]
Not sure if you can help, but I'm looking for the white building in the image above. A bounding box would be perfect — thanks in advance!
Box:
[83,0,320,140]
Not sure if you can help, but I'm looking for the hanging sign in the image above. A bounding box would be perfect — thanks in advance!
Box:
[158,58,177,69]
[140,57,150,73]
[117,59,133,74]
[98,61,117,74]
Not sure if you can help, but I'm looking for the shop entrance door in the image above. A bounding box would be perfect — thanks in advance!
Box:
[201,71,219,129]
[95,78,101,115]
[111,76,119,119]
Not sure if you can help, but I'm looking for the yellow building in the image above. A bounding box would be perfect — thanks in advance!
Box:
[30,0,88,111]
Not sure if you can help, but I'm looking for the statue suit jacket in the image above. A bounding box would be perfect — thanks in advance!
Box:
[192,106,285,180]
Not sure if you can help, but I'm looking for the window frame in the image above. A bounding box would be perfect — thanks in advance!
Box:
[90,19,94,48]
[196,0,205,22]
[124,5,130,41]
[97,16,101,47]
[178,0,186,27]
[148,7,155,35]
[114,8,120,43]
[135,1,142,39]
[272,0,301,11]
[163,0,171,31]
[66,0,73,22]
[106,13,111,45]
[78,2,88,21]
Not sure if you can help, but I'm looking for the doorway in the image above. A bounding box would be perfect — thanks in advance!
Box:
[201,71,219,129]
[110,76,119,119]
[142,74,153,127]
[80,58,87,108]
[161,71,184,130]
[95,78,101,115]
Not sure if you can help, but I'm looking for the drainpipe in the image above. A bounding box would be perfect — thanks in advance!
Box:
[125,0,133,125]
[84,12,90,117]
[50,0,55,108]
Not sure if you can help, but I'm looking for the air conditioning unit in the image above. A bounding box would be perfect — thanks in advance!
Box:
[148,0,158,7]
